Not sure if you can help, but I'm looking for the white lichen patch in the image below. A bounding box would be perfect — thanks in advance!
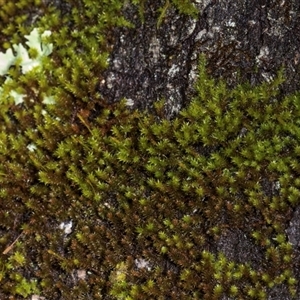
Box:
[59,220,73,235]
[9,90,26,105]
[27,143,37,152]
[77,269,87,280]
[0,28,55,106]
[125,98,134,107]
[31,295,46,300]
[134,258,151,271]
[42,95,55,105]
[0,28,53,76]
[0,49,15,76]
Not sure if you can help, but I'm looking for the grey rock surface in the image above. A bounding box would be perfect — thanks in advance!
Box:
[99,0,300,115]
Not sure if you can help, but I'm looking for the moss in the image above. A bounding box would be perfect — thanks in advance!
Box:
[0,1,299,299]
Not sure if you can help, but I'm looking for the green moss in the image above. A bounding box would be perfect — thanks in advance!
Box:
[131,0,198,26]
[0,1,299,299]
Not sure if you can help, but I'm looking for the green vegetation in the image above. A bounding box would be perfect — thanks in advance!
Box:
[0,0,299,299]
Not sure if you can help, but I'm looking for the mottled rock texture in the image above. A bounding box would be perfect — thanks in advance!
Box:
[99,0,300,114]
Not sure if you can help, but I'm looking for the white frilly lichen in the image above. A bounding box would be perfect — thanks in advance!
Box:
[0,28,53,105]
[0,28,52,76]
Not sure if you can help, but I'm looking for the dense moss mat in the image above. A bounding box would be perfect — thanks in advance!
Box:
[0,0,300,299]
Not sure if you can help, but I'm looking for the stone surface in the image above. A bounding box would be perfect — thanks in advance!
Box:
[99,0,300,116]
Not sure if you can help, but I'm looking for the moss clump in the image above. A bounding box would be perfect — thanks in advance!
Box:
[0,1,299,299]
